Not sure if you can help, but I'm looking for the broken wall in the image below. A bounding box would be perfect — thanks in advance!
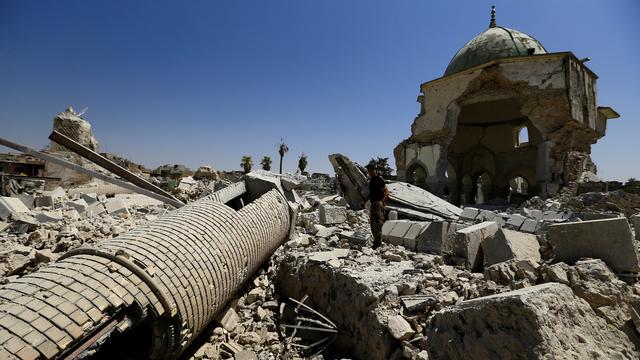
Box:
[395,53,603,201]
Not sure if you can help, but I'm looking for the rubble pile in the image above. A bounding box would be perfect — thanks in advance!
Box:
[186,253,285,360]
[0,186,168,283]
[2,165,640,360]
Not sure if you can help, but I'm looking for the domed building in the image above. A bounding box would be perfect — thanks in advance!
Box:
[394,7,619,205]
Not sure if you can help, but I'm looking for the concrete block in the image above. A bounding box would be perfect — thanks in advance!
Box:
[34,195,54,208]
[385,220,414,246]
[319,204,347,225]
[216,307,240,332]
[493,216,506,227]
[520,218,539,233]
[64,209,81,221]
[529,209,543,221]
[548,218,640,272]
[403,222,429,251]
[15,194,35,209]
[80,192,98,205]
[459,208,479,222]
[35,210,63,223]
[105,198,130,217]
[87,202,106,217]
[67,199,89,213]
[382,220,434,250]
[426,283,637,359]
[482,228,540,266]
[632,214,640,241]
[505,214,526,230]
[387,315,414,340]
[476,210,497,222]
[388,210,398,220]
[0,196,32,221]
[453,221,499,271]
[46,187,66,201]
[416,221,457,254]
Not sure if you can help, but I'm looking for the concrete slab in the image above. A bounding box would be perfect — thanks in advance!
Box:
[87,202,106,217]
[67,198,89,213]
[35,210,63,223]
[482,228,540,266]
[453,221,499,271]
[403,222,429,251]
[0,197,32,221]
[548,217,640,272]
[387,221,414,246]
[520,218,539,233]
[15,193,34,209]
[104,198,130,217]
[80,192,98,205]
[459,208,479,222]
[505,214,526,230]
[416,221,457,255]
[476,210,497,222]
[34,195,54,208]
[319,204,347,225]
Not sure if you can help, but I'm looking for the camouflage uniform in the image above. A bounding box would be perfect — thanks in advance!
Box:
[370,201,385,248]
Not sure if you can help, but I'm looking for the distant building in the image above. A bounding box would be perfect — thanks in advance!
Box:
[0,153,46,177]
[394,7,619,205]
[151,164,192,179]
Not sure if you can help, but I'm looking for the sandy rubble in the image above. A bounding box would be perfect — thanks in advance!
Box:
[2,174,640,360]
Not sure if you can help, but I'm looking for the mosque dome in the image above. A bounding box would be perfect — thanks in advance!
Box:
[444,7,547,76]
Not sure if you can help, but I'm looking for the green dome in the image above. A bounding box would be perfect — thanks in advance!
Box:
[444,26,547,76]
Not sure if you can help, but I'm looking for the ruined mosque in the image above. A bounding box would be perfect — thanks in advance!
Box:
[394,7,620,205]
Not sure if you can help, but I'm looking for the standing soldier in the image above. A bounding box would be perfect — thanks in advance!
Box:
[362,164,389,249]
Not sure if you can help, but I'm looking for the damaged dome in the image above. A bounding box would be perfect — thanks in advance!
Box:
[444,9,547,76]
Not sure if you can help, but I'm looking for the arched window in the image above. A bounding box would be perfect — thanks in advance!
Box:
[509,176,529,194]
[407,162,428,188]
[514,126,529,148]
[475,172,493,204]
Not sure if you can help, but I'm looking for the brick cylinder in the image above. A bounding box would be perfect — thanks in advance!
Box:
[0,188,291,359]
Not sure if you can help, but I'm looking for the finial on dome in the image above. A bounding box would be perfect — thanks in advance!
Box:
[489,5,496,28]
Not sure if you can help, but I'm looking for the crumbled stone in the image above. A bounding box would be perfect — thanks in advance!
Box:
[548,217,640,272]
[426,283,638,359]
[482,228,541,266]
[319,204,347,225]
[387,315,414,340]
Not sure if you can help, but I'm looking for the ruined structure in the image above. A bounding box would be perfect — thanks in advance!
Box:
[0,174,299,359]
[49,107,99,153]
[394,7,620,205]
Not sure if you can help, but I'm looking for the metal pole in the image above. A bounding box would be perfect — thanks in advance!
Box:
[49,130,182,204]
[0,137,184,208]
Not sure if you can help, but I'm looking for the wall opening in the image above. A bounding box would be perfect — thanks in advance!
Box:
[475,172,493,204]
[509,176,529,194]
[407,162,428,188]
[515,126,529,148]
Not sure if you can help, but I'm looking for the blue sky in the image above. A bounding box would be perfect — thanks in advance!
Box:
[1,0,638,180]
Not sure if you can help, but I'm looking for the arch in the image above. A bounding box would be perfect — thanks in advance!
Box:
[514,125,529,148]
[406,160,428,188]
[475,171,493,204]
[443,161,457,199]
[509,176,529,194]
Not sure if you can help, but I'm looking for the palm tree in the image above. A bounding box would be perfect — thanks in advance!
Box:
[240,156,253,174]
[278,139,289,174]
[261,156,272,171]
[298,153,308,174]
